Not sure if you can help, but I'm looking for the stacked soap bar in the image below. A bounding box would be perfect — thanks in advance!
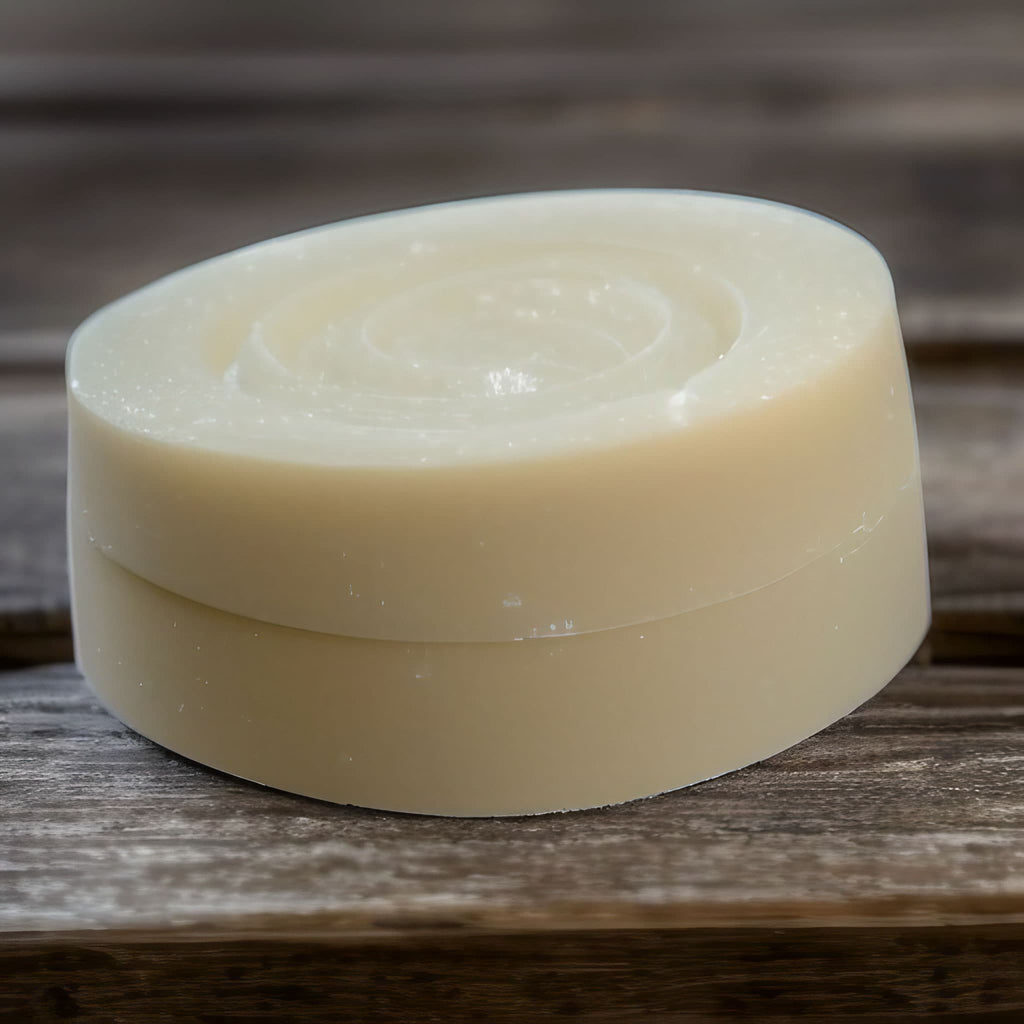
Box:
[67,190,930,816]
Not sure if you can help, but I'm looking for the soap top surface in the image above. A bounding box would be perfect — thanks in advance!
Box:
[68,189,894,469]
[67,190,920,641]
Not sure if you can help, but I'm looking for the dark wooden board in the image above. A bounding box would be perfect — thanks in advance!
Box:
[2,925,1023,1023]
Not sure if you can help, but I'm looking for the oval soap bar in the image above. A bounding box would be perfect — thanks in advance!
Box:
[68,190,930,816]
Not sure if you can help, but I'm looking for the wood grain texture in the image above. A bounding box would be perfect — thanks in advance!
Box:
[2,662,1022,936]
[1,2,1023,335]
[2,925,1023,1023]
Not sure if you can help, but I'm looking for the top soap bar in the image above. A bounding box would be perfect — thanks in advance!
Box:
[68,190,918,642]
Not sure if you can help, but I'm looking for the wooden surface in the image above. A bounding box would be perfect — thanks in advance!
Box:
[2,2,1024,335]
[3,927,1023,1024]
[4,662,1024,933]
[2,2,1024,1020]
[2,663,1024,1021]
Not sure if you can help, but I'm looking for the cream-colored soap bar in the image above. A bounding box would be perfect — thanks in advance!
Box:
[68,190,929,816]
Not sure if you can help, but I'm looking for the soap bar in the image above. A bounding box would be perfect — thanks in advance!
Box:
[69,191,918,642]
[67,190,930,816]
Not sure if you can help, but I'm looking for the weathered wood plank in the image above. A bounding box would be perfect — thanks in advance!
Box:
[2,662,1022,936]
[1,924,1022,1023]
[2,661,1022,1017]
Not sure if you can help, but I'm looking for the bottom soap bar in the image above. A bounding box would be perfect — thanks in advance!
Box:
[72,483,929,817]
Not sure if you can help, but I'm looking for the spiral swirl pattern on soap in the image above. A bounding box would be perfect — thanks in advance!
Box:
[223,244,739,430]
[71,192,891,467]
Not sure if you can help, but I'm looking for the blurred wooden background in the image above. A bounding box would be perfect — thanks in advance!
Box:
[2,2,1023,1021]
[1,0,1023,333]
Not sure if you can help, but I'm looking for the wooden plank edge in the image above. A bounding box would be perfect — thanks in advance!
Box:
[5,893,1024,944]
[1,922,1022,1023]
